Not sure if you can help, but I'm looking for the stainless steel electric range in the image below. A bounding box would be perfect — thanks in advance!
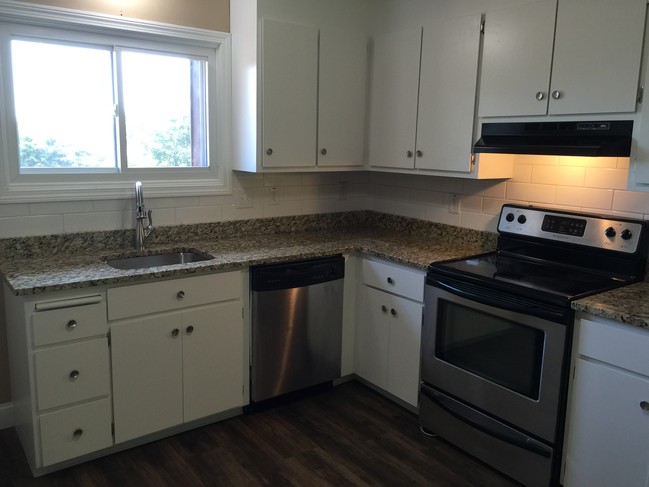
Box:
[420,204,649,487]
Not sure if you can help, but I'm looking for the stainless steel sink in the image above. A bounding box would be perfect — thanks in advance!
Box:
[105,250,213,270]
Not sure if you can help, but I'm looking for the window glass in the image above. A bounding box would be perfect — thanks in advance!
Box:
[121,50,208,169]
[11,39,116,171]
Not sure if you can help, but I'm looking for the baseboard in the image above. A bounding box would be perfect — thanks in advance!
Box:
[0,402,13,430]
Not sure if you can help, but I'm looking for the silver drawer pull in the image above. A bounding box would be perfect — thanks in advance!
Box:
[387,277,394,285]
[390,308,397,317]
[186,325,194,335]
[66,320,77,330]
[640,401,649,411]
[171,328,180,338]
[381,305,388,313]
[72,429,83,440]
[69,370,80,381]
[176,290,185,300]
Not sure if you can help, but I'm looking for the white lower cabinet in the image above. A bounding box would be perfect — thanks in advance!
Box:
[563,314,649,487]
[356,258,424,407]
[3,288,112,472]
[108,271,245,444]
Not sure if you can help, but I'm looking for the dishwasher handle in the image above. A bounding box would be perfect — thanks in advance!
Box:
[251,255,345,291]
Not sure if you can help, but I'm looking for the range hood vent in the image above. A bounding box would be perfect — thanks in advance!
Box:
[473,120,633,157]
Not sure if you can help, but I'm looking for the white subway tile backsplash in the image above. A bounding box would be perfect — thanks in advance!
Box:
[506,182,555,204]
[0,215,63,238]
[264,173,303,187]
[612,190,649,214]
[462,180,507,199]
[425,206,461,226]
[461,211,498,233]
[63,211,131,233]
[425,176,463,194]
[199,194,235,206]
[222,205,264,221]
[0,203,29,218]
[531,166,585,187]
[584,168,628,190]
[30,201,94,215]
[263,201,303,218]
[511,164,532,183]
[514,155,559,166]
[411,189,445,207]
[148,197,200,209]
[176,206,222,225]
[555,186,613,210]
[558,156,617,168]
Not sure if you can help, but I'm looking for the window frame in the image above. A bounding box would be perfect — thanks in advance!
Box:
[0,0,231,202]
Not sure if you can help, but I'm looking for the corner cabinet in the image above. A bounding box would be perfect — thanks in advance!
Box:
[108,272,245,443]
[355,258,424,408]
[367,16,511,179]
[479,0,647,117]
[562,313,649,487]
[232,0,369,172]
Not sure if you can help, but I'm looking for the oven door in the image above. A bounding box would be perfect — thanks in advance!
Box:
[421,276,568,443]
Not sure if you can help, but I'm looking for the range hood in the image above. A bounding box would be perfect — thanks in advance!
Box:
[473,120,633,157]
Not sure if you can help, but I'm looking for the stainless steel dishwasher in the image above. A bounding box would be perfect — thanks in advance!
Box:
[250,255,345,404]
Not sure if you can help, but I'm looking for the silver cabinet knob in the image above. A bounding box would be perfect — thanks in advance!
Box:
[66,320,77,331]
[552,90,562,100]
[69,370,80,381]
[406,150,414,158]
[186,325,194,335]
[176,290,185,300]
[72,429,83,440]
[171,328,180,338]
[416,150,423,157]
[381,305,388,313]
[535,91,545,100]
[266,148,273,155]
[320,148,327,156]
[387,277,394,285]
[640,401,649,411]
[390,308,397,316]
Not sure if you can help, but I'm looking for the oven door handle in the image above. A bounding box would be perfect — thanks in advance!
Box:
[421,385,553,458]
[429,279,567,322]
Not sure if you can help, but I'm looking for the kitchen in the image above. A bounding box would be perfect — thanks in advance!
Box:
[1,0,649,485]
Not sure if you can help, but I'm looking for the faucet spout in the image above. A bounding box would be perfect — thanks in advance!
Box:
[134,181,154,252]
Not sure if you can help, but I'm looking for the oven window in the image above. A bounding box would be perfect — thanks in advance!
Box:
[436,300,545,400]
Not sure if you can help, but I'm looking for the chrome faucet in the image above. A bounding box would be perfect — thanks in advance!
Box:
[134,181,154,252]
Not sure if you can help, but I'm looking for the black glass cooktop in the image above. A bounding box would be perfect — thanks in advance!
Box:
[429,251,634,301]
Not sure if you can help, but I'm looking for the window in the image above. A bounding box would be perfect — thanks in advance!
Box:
[0,1,230,202]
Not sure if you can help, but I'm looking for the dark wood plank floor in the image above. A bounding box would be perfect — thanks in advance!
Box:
[0,381,519,487]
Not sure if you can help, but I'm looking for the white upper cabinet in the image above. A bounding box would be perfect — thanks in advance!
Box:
[261,19,319,168]
[368,28,422,170]
[231,0,369,172]
[416,14,482,172]
[479,0,647,118]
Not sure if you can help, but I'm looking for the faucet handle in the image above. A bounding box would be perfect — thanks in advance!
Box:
[147,208,153,226]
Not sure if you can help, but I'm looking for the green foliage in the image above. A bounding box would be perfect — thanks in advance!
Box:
[19,137,75,168]
[148,118,192,167]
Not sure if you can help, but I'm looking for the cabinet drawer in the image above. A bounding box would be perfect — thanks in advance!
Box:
[107,271,242,320]
[362,259,424,301]
[578,317,649,376]
[40,398,112,467]
[32,298,107,347]
[35,339,110,411]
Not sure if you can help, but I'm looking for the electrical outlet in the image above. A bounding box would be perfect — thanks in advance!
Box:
[269,186,281,205]
[338,181,348,201]
[234,188,252,209]
[449,194,460,214]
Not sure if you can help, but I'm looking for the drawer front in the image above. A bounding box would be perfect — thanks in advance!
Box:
[578,317,649,376]
[35,339,110,411]
[40,398,113,467]
[107,271,242,320]
[32,300,107,347]
[362,259,424,302]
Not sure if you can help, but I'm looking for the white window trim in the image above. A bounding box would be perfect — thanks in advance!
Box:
[0,0,231,203]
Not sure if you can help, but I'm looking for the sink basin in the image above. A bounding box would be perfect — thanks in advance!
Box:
[105,250,213,270]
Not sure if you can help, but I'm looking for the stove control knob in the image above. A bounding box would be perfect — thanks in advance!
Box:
[621,229,633,240]
[605,227,616,238]
[517,214,527,224]
[505,213,515,222]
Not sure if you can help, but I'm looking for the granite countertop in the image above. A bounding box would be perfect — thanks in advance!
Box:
[572,281,649,328]
[0,212,493,296]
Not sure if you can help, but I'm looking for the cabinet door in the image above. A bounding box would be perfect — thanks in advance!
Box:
[318,28,367,167]
[549,0,646,115]
[564,358,649,487]
[415,14,481,173]
[367,28,421,169]
[261,19,318,168]
[111,314,183,443]
[385,294,422,407]
[479,1,557,117]
[356,286,389,388]
[182,302,244,423]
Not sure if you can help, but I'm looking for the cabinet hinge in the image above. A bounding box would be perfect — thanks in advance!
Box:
[470,153,476,170]
[111,422,115,437]
[572,364,576,381]
[107,331,111,347]
[638,86,644,104]
[480,19,485,34]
